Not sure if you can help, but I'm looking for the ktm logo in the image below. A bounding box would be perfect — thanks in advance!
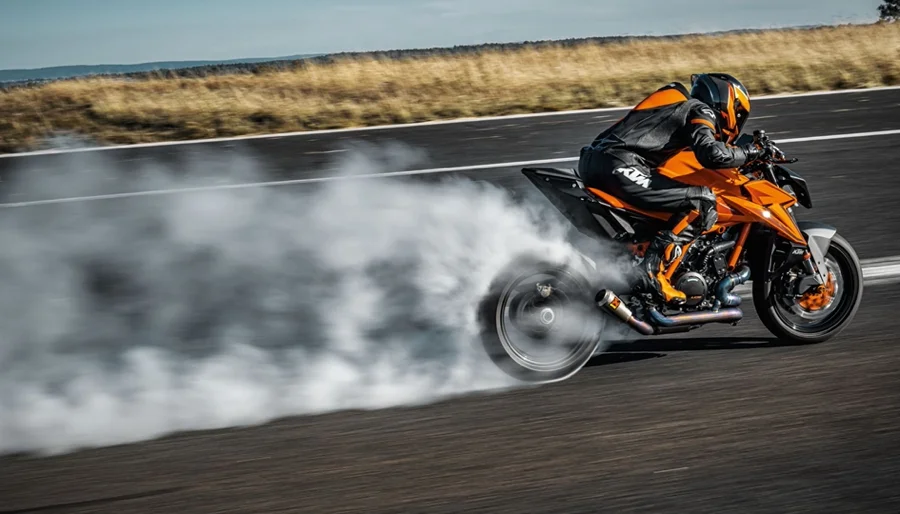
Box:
[616,166,651,189]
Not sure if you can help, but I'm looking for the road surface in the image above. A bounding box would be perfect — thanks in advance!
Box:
[2,88,899,514]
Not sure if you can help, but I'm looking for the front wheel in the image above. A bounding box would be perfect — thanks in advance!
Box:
[754,233,863,344]
[477,256,603,383]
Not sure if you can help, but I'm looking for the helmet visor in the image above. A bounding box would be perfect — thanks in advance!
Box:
[733,84,751,135]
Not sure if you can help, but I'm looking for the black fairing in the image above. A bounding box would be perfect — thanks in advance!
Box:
[746,219,834,286]
[522,167,649,242]
[772,164,812,208]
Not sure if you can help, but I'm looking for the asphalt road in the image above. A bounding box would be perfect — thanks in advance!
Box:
[2,88,900,513]
[2,86,900,194]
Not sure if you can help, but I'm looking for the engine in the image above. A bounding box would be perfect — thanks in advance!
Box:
[674,272,708,307]
[671,237,735,308]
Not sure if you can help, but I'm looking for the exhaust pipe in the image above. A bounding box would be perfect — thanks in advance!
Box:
[597,289,745,335]
[596,290,654,335]
[648,306,743,327]
[715,265,751,308]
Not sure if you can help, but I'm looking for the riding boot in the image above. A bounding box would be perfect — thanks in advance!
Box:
[643,231,687,304]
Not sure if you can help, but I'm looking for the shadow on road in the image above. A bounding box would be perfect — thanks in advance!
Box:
[585,336,783,369]
[609,336,782,353]
[585,351,665,368]
[0,487,185,514]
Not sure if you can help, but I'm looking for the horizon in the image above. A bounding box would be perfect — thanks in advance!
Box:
[0,54,320,73]
[1,0,882,71]
[0,22,874,74]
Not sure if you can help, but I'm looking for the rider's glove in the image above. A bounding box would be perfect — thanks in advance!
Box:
[744,140,784,162]
[743,143,764,162]
[766,142,786,162]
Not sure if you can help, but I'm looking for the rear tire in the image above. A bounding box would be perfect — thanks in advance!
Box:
[753,233,863,344]
[478,256,602,383]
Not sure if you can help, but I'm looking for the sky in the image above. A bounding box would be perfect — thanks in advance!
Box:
[0,0,884,70]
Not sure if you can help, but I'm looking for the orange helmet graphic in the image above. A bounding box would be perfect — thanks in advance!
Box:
[690,73,751,144]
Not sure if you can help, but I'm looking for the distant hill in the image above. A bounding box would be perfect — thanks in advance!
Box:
[0,54,321,83]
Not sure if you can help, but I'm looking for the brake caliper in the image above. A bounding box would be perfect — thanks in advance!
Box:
[797,272,835,312]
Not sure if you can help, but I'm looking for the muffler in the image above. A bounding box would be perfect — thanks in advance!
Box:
[595,290,654,335]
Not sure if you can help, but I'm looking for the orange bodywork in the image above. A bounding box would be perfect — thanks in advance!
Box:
[728,223,752,270]
[586,150,806,271]
[655,151,804,245]
[586,188,671,222]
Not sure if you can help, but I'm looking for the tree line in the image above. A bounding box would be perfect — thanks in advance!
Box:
[882,0,900,20]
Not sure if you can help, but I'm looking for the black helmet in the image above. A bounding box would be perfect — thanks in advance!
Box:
[690,73,751,144]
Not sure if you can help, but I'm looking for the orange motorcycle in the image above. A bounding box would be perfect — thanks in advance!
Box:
[479,130,863,382]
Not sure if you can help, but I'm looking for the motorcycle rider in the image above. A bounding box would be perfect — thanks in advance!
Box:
[578,73,768,304]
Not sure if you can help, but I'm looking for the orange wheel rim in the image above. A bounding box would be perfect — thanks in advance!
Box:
[797,272,836,312]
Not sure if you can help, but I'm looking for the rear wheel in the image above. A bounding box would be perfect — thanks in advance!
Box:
[754,234,863,344]
[478,256,603,383]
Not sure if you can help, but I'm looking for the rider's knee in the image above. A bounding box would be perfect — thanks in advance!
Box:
[688,186,718,231]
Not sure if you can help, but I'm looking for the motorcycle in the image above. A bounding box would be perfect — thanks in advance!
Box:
[478,130,863,382]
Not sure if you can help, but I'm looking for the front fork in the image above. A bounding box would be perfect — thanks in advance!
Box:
[750,222,835,298]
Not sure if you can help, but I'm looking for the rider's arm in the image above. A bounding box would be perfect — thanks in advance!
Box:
[687,104,760,169]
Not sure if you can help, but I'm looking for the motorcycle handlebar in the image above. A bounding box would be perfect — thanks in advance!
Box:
[741,129,797,170]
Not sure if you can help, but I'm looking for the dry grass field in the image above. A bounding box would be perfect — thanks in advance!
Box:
[1,23,897,153]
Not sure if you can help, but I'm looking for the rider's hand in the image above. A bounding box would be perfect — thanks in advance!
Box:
[766,141,786,162]
[745,140,785,162]
[744,143,765,162]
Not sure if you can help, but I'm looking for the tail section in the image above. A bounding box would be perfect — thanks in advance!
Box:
[522,167,639,242]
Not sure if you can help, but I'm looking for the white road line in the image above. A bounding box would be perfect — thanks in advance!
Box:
[861,261,900,285]
[304,149,347,155]
[653,467,690,474]
[778,129,900,144]
[2,128,899,209]
[0,158,581,208]
[754,85,900,100]
[863,262,900,278]
[856,256,900,266]
[732,257,900,298]
[2,86,899,159]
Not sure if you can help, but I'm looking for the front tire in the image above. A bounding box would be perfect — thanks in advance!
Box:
[754,233,863,344]
[478,256,603,383]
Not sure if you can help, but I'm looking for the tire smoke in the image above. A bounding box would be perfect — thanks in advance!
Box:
[0,144,589,455]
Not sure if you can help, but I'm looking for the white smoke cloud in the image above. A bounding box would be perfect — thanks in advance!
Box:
[0,144,611,456]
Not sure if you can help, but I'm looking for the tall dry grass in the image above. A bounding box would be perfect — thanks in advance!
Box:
[2,23,898,153]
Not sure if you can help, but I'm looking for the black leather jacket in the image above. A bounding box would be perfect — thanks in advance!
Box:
[590,82,756,169]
